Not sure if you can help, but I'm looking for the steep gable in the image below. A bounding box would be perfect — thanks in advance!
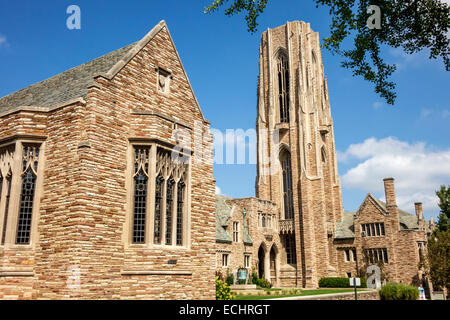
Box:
[0,21,207,122]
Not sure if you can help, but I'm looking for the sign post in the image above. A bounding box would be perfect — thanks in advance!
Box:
[350,278,361,300]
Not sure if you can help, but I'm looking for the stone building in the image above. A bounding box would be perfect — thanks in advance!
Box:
[215,21,433,289]
[0,21,216,299]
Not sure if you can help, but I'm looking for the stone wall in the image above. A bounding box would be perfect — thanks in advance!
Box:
[0,22,216,300]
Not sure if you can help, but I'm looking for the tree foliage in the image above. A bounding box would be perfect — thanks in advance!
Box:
[421,230,450,291]
[436,185,450,232]
[204,0,449,105]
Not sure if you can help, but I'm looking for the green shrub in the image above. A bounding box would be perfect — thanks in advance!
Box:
[318,277,367,288]
[216,276,233,300]
[379,283,419,300]
[251,272,258,285]
[256,278,272,289]
[225,273,234,286]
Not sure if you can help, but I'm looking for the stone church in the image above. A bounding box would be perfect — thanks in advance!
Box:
[215,21,434,289]
[0,21,216,299]
[0,19,434,300]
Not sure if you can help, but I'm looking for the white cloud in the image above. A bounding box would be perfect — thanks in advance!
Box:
[339,137,450,216]
[0,34,10,48]
[373,102,383,110]
[420,108,433,117]
[443,109,450,118]
[215,186,222,195]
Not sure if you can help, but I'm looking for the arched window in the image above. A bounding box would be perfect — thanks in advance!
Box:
[280,150,294,220]
[132,148,150,244]
[284,233,297,265]
[176,180,185,246]
[165,178,175,245]
[1,171,11,245]
[277,53,290,123]
[321,146,327,163]
[16,146,39,244]
[154,174,164,244]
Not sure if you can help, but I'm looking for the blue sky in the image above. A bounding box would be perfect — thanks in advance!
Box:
[0,1,449,220]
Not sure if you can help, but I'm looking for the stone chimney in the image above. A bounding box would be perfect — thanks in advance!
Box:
[415,202,425,230]
[383,178,397,208]
[383,178,399,231]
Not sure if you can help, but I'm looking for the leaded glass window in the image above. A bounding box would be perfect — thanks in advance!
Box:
[277,54,290,123]
[285,233,297,265]
[281,150,294,220]
[176,181,185,246]
[16,145,39,244]
[154,174,163,245]
[132,148,150,244]
[165,178,174,245]
[1,173,12,245]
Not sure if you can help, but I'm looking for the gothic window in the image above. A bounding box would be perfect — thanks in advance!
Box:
[262,214,266,228]
[165,178,174,245]
[280,150,294,220]
[176,180,185,246]
[154,174,163,245]
[16,145,39,244]
[277,53,290,123]
[132,148,149,244]
[1,172,11,245]
[130,145,189,247]
[285,233,297,265]
[321,146,327,163]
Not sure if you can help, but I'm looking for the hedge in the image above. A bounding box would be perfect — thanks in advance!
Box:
[318,277,367,288]
[379,283,419,300]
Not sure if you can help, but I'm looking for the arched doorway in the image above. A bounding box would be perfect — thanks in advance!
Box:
[258,245,265,279]
[270,244,280,287]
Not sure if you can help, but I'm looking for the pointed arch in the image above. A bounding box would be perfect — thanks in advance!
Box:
[276,49,290,123]
[280,149,294,220]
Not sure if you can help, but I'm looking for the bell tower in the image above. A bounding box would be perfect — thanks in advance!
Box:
[255,21,344,288]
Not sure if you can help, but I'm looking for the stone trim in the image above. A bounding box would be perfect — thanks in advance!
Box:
[121,270,193,276]
[0,97,86,119]
[0,269,34,277]
[130,109,192,130]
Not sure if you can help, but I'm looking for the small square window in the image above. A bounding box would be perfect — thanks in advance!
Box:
[157,68,171,94]
[222,254,229,267]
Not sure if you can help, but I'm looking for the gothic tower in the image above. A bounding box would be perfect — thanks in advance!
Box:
[255,21,344,288]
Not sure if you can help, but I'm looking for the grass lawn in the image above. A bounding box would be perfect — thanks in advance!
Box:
[233,288,366,300]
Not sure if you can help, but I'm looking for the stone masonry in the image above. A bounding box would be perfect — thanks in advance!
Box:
[0,21,215,300]
[216,22,434,290]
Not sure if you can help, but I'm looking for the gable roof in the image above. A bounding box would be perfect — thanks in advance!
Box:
[335,194,430,239]
[0,42,136,114]
[216,195,232,243]
[0,21,207,121]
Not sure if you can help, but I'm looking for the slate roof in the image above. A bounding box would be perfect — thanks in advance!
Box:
[216,195,232,243]
[334,211,356,239]
[334,194,430,239]
[0,42,137,114]
[215,195,253,245]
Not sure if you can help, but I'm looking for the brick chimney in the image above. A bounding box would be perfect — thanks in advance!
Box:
[383,178,397,207]
[415,202,425,230]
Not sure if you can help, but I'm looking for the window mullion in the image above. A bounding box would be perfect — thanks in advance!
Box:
[160,178,167,246]
[171,180,178,247]
[147,145,157,246]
